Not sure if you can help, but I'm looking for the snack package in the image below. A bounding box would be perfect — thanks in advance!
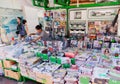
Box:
[93,67,109,80]
[71,40,78,47]
[93,40,102,49]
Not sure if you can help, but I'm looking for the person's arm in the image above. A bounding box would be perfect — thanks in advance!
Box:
[29,33,36,36]
[32,36,41,42]
[32,31,44,42]
[25,23,29,35]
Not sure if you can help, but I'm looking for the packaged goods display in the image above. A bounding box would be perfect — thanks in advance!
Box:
[44,10,66,40]
[0,34,120,83]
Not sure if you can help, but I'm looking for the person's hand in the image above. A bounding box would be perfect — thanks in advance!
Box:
[29,40,36,43]
[29,34,32,37]
[32,39,36,43]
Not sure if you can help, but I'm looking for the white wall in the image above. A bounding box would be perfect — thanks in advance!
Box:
[20,0,44,33]
[0,0,21,9]
[23,6,39,33]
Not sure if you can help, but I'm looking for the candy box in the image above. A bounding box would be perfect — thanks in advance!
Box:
[53,69,66,84]
[111,43,120,54]
[100,58,113,68]
[64,69,79,83]
[54,80,65,84]
[71,40,78,47]
[86,55,100,67]
[65,81,78,84]
[108,67,120,81]
[102,42,110,48]
[111,56,120,66]
[65,52,76,58]
[79,65,93,77]
[92,67,109,80]
[93,78,108,84]
[93,40,102,49]
[36,72,53,84]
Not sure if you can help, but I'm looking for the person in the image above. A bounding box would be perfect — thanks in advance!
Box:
[29,24,49,42]
[22,19,29,35]
[16,17,27,40]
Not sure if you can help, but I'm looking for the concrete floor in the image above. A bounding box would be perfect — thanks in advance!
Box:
[0,77,40,84]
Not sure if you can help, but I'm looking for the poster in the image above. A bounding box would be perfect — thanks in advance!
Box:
[88,20,118,35]
[0,7,23,38]
[69,10,87,20]
[88,8,118,19]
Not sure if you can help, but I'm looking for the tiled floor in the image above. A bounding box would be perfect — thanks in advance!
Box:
[0,77,40,84]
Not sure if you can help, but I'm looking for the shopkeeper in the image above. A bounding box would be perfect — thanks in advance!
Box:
[29,24,49,42]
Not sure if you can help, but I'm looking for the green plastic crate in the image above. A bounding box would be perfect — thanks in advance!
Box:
[62,63,71,69]
[50,56,57,63]
[36,52,42,57]
[56,58,62,64]
[71,58,75,65]
[41,54,49,61]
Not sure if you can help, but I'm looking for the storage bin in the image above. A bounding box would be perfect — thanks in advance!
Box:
[4,69,20,80]
[50,56,57,63]
[3,60,16,68]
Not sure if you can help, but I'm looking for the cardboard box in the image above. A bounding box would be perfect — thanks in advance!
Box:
[27,69,36,80]
[36,72,53,84]
[4,69,20,80]
[3,60,16,68]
